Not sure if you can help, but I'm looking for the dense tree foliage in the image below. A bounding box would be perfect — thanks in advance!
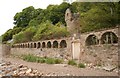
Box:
[71,2,119,32]
[13,26,36,43]
[2,27,22,42]
[2,2,119,43]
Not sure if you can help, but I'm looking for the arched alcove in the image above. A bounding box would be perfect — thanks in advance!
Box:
[37,42,41,48]
[31,43,33,48]
[86,34,99,46]
[42,42,46,48]
[47,41,51,48]
[34,43,37,48]
[101,32,118,44]
[60,40,67,48]
[23,44,24,48]
[53,41,58,48]
[28,43,30,48]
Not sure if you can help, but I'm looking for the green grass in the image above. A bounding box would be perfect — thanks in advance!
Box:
[22,54,85,68]
[22,54,37,62]
[78,63,86,68]
[45,58,55,64]
[22,54,63,64]
[68,60,77,66]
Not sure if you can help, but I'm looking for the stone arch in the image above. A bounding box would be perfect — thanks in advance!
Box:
[53,41,58,48]
[85,34,99,46]
[60,40,67,48]
[101,31,118,44]
[25,44,27,48]
[20,44,22,48]
[47,41,51,48]
[30,43,33,48]
[42,42,46,48]
[34,43,37,48]
[28,43,30,48]
[17,45,19,48]
[26,43,28,48]
[37,42,41,48]
[22,44,24,48]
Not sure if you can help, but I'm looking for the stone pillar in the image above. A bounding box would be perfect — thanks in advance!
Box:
[106,35,109,44]
[58,42,60,48]
[110,33,113,44]
[72,39,81,60]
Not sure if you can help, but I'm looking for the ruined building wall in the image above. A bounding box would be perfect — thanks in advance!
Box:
[10,27,118,66]
[79,27,118,66]
[11,38,73,60]
[65,8,80,36]
[80,44,118,66]
[10,8,118,66]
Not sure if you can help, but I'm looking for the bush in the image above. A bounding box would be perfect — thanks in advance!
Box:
[68,60,77,66]
[54,59,63,64]
[78,63,85,68]
[23,54,37,62]
[13,26,36,43]
[45,58,55,64]
[36,57,45,63]
[22,54,63,64]
[33,21,69,41]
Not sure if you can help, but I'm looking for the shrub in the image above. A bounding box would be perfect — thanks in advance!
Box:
[22,54,63,64]
[36,57,45,63]
[54,59,63,64]
[23,54,36,62]
[68,60,77,66]
[13,26,36,43]
[45,58,55,64]
[78,63,86,68]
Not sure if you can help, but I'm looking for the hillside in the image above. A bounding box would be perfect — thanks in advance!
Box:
[2,2,120,44]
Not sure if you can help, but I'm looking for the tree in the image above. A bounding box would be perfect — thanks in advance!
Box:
[2,27,22,42]
[14,6,36,27]
[13,26,36,43]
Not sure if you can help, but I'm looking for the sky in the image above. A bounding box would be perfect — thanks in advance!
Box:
[0,0,65,36]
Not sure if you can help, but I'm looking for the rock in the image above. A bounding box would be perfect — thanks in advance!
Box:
[66,74,70,76]
[18,71,25,75]
[54,64,67,67]
[0,63,6,66]
[6,62,11,66]
[18,64,23,68]
[19,67,28,71]
[102,65,116,72]
[26,68,32,74]
[29,73,35,76]
[12,67,17,71]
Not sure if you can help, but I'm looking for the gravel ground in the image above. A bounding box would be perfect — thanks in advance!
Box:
[0,57,118,77]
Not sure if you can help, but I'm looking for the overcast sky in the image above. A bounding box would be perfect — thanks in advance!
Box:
[0,0,65,36]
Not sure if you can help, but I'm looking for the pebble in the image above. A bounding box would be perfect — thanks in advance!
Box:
[26,68,32,74]
[0,61,68,77]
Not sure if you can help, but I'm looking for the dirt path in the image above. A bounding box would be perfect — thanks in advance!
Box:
[3,57,118,76]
